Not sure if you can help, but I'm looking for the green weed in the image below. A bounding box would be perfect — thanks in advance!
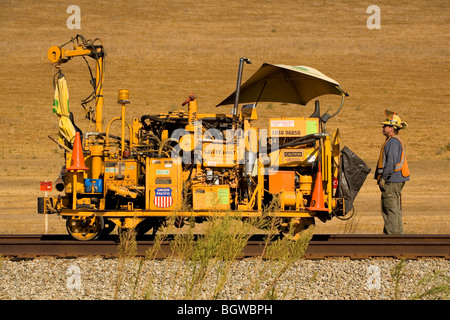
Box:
[390,258,450,300]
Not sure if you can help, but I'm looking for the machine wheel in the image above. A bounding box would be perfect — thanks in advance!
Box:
[279,217,315,241]
[66,216,104,241]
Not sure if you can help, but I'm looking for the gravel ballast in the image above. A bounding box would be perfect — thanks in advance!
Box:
[0,257,448,300]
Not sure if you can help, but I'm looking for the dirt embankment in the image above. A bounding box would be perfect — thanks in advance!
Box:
[0,0,448,234]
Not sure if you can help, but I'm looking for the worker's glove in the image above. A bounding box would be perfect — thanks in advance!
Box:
[378,178,386,192]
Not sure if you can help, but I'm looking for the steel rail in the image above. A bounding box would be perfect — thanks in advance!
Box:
[0,234,449,259]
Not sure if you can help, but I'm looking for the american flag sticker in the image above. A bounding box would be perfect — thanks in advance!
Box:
[154,187,173,208]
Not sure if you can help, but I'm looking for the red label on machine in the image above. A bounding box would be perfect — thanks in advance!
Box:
[333,177,338,189]
[154,187,173,208]
[40,181,52,191]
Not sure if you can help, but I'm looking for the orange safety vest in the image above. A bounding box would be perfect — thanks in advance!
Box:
[376,135,410,181]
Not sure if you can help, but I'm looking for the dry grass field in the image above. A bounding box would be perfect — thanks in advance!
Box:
[0,0,448,235]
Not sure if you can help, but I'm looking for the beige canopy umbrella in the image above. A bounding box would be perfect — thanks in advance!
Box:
[216,63,348,107]
[53,73,76,148]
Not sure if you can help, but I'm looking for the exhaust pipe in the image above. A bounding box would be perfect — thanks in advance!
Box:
[232,57,251,129]
[55,165,67,192]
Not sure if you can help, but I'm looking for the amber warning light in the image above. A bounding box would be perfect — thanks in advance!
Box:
[40,181,52,192]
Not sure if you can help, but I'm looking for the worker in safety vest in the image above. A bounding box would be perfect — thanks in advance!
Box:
[374,110,410,234]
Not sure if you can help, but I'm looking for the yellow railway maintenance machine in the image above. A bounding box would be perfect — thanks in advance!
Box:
[38,35,370,240]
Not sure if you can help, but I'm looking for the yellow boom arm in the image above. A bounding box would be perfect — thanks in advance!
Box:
[47,39,104,132]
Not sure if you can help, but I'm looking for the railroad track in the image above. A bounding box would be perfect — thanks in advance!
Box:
[0,234,449,259]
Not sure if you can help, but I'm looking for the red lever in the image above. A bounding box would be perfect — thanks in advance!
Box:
[182,94,197,106]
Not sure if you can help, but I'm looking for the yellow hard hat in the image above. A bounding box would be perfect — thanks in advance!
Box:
[380,110,407,129]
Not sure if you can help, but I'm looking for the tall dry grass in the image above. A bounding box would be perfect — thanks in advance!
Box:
[113,225,449,300]
[113,202,314,300]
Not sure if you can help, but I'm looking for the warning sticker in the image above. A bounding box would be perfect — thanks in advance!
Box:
[217,188,230,204]
[306,120,318,134]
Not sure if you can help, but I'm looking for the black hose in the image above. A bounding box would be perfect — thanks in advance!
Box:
[269,133,327,153]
